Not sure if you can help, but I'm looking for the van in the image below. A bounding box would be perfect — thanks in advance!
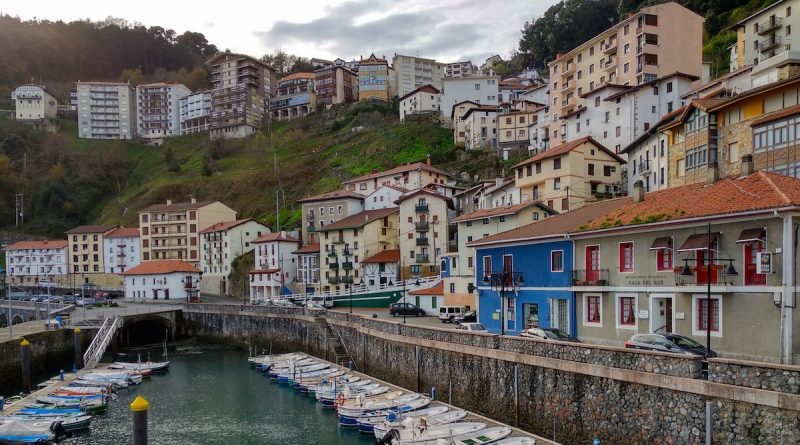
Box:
[438,306,468,323]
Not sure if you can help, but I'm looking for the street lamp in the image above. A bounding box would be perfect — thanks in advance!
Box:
[481,271,524,335]
[678,222,737,365]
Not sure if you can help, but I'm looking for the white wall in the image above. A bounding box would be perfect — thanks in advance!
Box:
[400,91,441,121]
[441,76,500,123]
[124,272,198,301]
[201,220,268,277]
[77,83,136,140]
[5,247,68,281]
[103,236,141,273]
[365,186,403,210]
[11,85,57,120]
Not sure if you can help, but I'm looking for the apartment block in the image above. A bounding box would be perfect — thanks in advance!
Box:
[76,81,136,139]
[445,61,477,78]
[103,227,141,274]
[358,54,391,101]
[399,84,441,121]
[135,83,191,143]
[314,65,358,107]
[66,224,118,276]
[294,243,321,291]
[729,0,800,87]
[396,189,453,279]
[270,73,316,121]
[10,85,57,121]
[249,232,300,300]
[3,240,68,285]
[298,190,365,245]
[497,104,538,153]
[206,52,277,139]
[179,91,212,134]
[200,218,269,295]
[451,100,480,147]
[440,75,501,124]
[462,106,499,150]
[139,199,238,266]
[547,2,704,142]
[392,54,445,98]
[342,159,453,196]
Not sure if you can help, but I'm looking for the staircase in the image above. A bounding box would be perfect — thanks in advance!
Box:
[316,318,356,370]
[82,316,123,369]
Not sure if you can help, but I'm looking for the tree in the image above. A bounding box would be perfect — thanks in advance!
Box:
[119,68,146,86]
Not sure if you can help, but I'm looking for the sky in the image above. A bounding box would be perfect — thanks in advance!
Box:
[2,0,559,63]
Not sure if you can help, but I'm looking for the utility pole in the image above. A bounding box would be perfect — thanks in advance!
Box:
[15,193,23,226]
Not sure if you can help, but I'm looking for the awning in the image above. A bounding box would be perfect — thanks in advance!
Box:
[736,228,766,244]
[677,233,719,252]
[649,237,672,250]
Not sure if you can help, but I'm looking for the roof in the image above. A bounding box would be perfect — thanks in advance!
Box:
[5,240,68,251]
[449,100,480,119]
[751,103,800,127]
[121,260,200,276]
[362,249,400,263]
[468,198,630,247]
[579,83,630,99]
[462,106,499,120]
[731,0,788,28]
[278,72,315,83]
[105,227,140,239]
[140,200,217,212]
[453,201,554,223]
[513,137,626,169]
[680,66,753,99]
[253,233,299,243]
[602,72,700,102]
[199,219,256,234]
[399,84,440,102]
[293,243,321,254]
[342,162,451,184]
[317,208,398,231]
[297,189,365,203]
[561,105,587,120]
[395,188,453,207]
[65,224,118,235]
[579,172,800,231]
[409,281,444,296]
[205,52,269,69]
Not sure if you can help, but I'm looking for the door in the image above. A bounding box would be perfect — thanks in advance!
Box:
[744,242,767,285]
[502,255,513,286]
[586,246,600,282]
[651,297,673,333]
[524,303,539,329]
[696,248,717,284]
[506,296,516,332]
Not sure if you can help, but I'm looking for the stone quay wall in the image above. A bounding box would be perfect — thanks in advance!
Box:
[179,305,800,444]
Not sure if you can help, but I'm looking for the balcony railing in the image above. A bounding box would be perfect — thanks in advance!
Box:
[757,17,782,36]
[415,221,429,231]
[327,249,337,257]
[332,239,345,245]
[342,262,353,270]
[674,265,734,286]
[758,37,781,53]
[572,269,611,286]
[329,276,339,285]
[415,204,429,213]
[416,238,429,246]
[329,262,339,270]
[416,254,430,263]
[340,276,354,285]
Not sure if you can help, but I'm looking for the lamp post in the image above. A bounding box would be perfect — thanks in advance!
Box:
[678,222,738,365]
[482,271,524,336]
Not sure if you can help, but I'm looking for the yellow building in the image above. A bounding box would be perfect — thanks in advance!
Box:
[358,54,391,102]
[66,225,119,275]
[396,189,454,279]
[513,137,626,212]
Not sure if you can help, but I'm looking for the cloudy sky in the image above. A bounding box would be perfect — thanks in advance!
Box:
[3,0,558,63]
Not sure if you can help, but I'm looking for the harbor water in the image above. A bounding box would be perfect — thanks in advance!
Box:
[59,344,375,445]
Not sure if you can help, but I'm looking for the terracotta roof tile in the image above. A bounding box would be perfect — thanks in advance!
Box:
[751,104,800,127]
[453,201,553,223]
[278,72,315,82]
[399,84,440,102]
[65,224,118,235]
[293,243,321,254]
[199,219,256,234]
[253,233,300,243]
[105,227,140,239]
[317,208,398,231]
[140,200,218,212]
[342,162,451,184]
[409,281,443,296]
[513,137,625,169]
[5,240,68,250]
[121,260,200,275]
[362,249,400,263]
[297,189,365,203]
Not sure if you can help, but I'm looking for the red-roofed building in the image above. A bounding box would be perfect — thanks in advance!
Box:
[103,227,141,274]
[399,84,441,121]
[122,260,201,301]
[199,218,270,296]
[342,159,453,197]
[250,231,301,301]
[362,249,400,289]
[4,240,69,285]
[298,189,365,245]
[293,243,321,290]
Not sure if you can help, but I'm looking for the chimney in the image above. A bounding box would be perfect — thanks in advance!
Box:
[496,177,503,188]
[741,154,754,176]
[166,199,172,205]
[426,154,432,166]
[633,180,645,202]
[706,162,719,185]
[371,169,379,174]
[191,197,197,204]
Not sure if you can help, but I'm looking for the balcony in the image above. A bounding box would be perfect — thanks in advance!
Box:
[572,269,610,286]
[415,204,429,213]
[327,249,337,257]
[416,254,430,263]
[416,237,429,246]
[306,214,315,221]
[329,262,339,270]
[342,262,353,270]
[758,37,781,53]
[562,64,575,76]
[342,248,352,257]
[340,276,354,285]
[602,59,617,72]
[757,17,782,36]
[415,221,429,231]
[674,265,734,286]
[603,43,618,55]
[329,276,340,285]
[633,159,652,176]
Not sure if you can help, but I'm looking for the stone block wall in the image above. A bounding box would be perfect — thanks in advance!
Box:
[709,357,800,394]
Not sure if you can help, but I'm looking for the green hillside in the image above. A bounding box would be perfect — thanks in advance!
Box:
[0,101,501,237]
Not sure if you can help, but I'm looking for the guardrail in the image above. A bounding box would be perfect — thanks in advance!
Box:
[82,316,123,368]
[263,275,440,304]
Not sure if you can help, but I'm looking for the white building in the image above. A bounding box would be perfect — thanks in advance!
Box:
[103,227,141,274]
[136,83,191,142]
[122,260,201,301]
[399,85,441,121]
[10,85,58,121]
[249,232,300,301]
[199,219,269,295]
[445,61,477,78]
[440,75,501,124]
[392,54,445,98]
[462,106,499,150]
[481,178,520,209]
[3,240,68,286]
[362,249,399,290]
[294,243,321,292]
[76,82,136,140]
[179,91,211,135]
[364,185,406,210]
[561,72,697,155]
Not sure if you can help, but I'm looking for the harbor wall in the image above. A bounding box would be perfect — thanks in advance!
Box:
[0,329,95,394]
[179,305,800,445]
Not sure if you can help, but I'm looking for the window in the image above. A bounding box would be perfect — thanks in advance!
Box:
[617,295,637,328]
[553,178,561,190]
[553,158,561,169]
[685,145,709,170]
[624,43,630,54]
[561,198,568,210]
[474,83,480,90]
[656,239,673,271]
[450,283,456,293]
[624,24,630,35]
[728,142,739,163]
[535,162,542,174]
[585,295,601,325]
[482,256,492,278]
[588,163,595,176]
[619,242,634,272]
[603,165,615,176]
[551,250,564,272]
[693,295,721,335]
[615,126,621,137]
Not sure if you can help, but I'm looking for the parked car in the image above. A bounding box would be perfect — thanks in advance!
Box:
[42,297,63,304]
[453,310,477,324]
[389,302,425,317]
[29,295,48,303]
[455,322,487,332]
[76,297,100,307]
[519,327,582,343]
[438,306,468,323]
[43,319,62,328]
[625,333,717,357]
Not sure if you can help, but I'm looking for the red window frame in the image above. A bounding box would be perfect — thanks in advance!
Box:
[619,297,635,325]
[619,242,634,272]
[586,296,600,323]
[656,239,673,271]
[696,298,719,332]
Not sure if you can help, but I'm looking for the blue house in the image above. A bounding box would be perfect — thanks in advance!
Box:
[469,199,628,336]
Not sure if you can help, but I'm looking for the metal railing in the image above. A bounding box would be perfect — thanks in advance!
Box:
[82,316,123,368]
[572,269,611,286]
[257,275,440,304]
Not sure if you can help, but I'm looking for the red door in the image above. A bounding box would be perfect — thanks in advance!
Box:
[503,255,514,286]
[586,246,600,283]
[696,249,717,284]
[744,242,766,285]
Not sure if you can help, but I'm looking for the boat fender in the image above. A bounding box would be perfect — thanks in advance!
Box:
[336,393,346,406]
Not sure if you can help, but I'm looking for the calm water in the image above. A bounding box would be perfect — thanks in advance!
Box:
[60,345,376,445]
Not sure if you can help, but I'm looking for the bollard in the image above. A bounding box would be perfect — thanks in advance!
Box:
[59,369,65,381]
[348,359,353,371]
[431,386,436,401]
[74,328,83,370]
[130,395,149,445]
[20,338,31,393]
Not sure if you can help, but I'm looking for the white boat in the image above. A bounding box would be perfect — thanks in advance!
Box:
[109,361,170,373]
[339,394,422,425]
[53,386,110,396]
[82,371,143,385]
[389,421,486,445]
[493,437,536,445]
[317,383,384,402]
[248,352,304,366]
[373,409,466,439]
[452,426,512,444]
[356,398,435,433]
[0,419,59,443]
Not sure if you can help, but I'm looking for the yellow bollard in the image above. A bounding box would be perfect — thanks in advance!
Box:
[130,395,149,445]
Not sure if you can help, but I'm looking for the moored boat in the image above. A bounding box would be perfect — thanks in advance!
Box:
[372,409,467,439]
[378,421,486,445]
[355,397,432,433]
[493,437,536,445]
[452,426,512,444]
[0,419,60,445]
[338,393,422,426]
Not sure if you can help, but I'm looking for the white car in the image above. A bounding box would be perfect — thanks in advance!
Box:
[455,323,487,332]
[44,319,62,328]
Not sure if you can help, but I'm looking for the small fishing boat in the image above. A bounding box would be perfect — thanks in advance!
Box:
[248,352,304,367]
[378,421,486,445]
[0,419,61,444]
[364,405,449,437]
[355,397,432,433]
[451,426,512,444]
[34,395,107,414]
[70,379,128,389]
[2,415,92,433]
[314,381,375,401]
[305,375,361,396]
[372,409,467,439]
[17,407,83,417]
[109,361,170,373]
[322,388,397,409]
[291,369,344,390]
[338,393,422,426]
[82,371,143,385]
[493,437,536,445]
[261,358,316,373]
[52,385,111,396]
